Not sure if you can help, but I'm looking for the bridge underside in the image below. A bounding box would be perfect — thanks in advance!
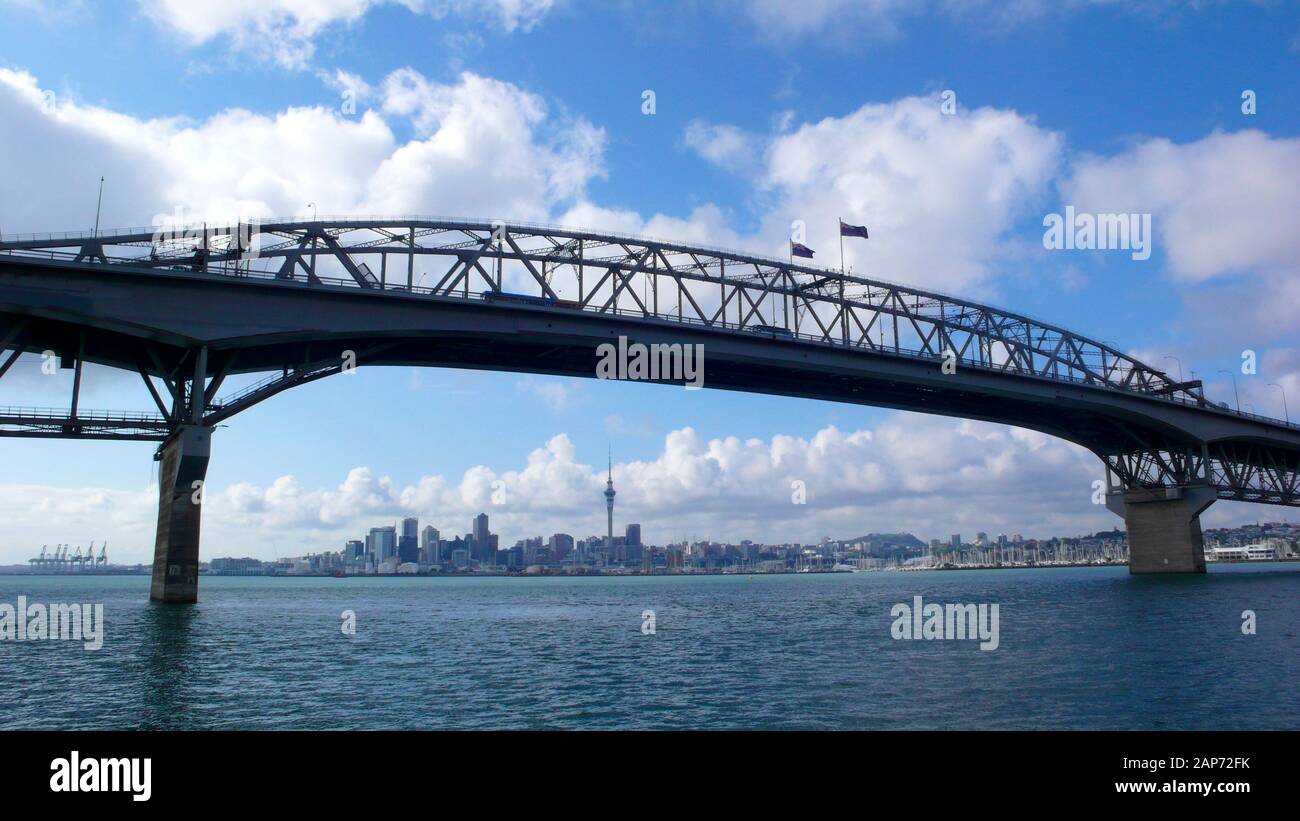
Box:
[4,248,1300,597]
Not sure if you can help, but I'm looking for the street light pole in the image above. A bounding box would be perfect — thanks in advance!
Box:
[1218,369,1241,412]
[1162,354,1184,383]
[1268,382,1290,423]
[93,176,105,238]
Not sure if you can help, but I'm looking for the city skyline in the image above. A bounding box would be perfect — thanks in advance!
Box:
[202,516,1300,577]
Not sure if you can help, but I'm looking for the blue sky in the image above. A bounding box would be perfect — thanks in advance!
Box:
[1,0,1298,563]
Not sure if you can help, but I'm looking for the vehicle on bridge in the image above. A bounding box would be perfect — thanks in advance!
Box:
[745,324,795,338]
[481,290,581,309]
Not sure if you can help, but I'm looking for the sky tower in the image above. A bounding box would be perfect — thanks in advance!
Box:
[604,448,616,558]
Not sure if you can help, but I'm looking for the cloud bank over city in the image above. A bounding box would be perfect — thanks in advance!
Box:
[0,418,1113,564]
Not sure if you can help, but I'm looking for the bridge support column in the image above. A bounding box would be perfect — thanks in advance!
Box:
[150,425,212,603]
[1106,485,1217,574]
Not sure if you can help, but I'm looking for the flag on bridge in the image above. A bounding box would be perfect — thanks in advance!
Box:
[839,220,869,239]
[790,241,815,259]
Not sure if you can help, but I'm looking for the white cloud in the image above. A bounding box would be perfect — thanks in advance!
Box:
[0,66,603,234]
[685,95,1062,294]
[1066,129,1300,349]
[1214,346,1300,422]
[1066,130,1300,284]
[740,0,920,40]
[371,68,605,218]
[684,120,761,175]
[556,201,746,250]
[516,376,580,411]
[318,67,376,105]
[136,0,557,69]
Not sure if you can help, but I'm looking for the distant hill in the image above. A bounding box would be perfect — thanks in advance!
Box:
[1088,529,1126,540]
[841,532,925,549]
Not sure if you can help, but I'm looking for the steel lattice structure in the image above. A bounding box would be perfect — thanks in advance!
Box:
[0,216,1210,398]
[1104,444,1300,506]
[2,216,1298,507]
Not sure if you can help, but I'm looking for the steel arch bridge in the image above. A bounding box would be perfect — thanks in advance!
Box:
[2,216,1298,598]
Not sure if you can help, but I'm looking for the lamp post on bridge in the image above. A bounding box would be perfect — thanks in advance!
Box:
[307,203,318,279]
[1162,355,1184,383]
[1217,369,1241,413]
[93,176,105,239]
[1268,382,1290,424]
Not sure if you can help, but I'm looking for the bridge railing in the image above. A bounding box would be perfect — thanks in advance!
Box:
[0,405,169,424]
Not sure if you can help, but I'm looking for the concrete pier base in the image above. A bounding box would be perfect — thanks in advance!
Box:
[1106,485,1217,574]
[150,425,212,603]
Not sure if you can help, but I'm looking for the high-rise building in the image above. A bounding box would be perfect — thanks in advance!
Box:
[399,517,420,563]
[549,533,574,561]
[950,534,962,549]
[366,526,397,564]
[473,513,491,562]
[624,523,641,564]
[421,525,440,563]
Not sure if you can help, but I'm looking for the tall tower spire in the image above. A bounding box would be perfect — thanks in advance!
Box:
[604,446,616,561]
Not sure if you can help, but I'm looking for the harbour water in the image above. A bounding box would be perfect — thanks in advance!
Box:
[1,564,1296,730]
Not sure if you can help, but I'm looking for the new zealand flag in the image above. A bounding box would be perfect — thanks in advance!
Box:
[839,220,869,239]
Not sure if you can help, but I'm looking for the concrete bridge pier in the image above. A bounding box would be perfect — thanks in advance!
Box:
[150,424,212,603]
[1106,485,1217,574]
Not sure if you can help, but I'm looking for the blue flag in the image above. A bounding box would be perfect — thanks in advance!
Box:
[790,241,815,259]
[840,220,869,239]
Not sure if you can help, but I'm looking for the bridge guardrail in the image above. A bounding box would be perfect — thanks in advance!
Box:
[0,405,168,424]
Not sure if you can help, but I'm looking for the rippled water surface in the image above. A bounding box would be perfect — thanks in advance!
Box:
[1,565,1296,729]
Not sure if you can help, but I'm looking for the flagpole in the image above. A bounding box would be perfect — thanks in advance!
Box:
[839,220,844,273]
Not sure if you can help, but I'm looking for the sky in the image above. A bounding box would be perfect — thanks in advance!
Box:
[1,0,1298,564]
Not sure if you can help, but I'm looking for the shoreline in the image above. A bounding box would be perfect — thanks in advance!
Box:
[6,558,1298,579]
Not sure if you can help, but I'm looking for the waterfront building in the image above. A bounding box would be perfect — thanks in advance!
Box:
[209,557,265,575]
[1208,544,1277,561]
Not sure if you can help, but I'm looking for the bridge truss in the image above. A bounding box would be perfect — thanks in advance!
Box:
[1,217,1297,506]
